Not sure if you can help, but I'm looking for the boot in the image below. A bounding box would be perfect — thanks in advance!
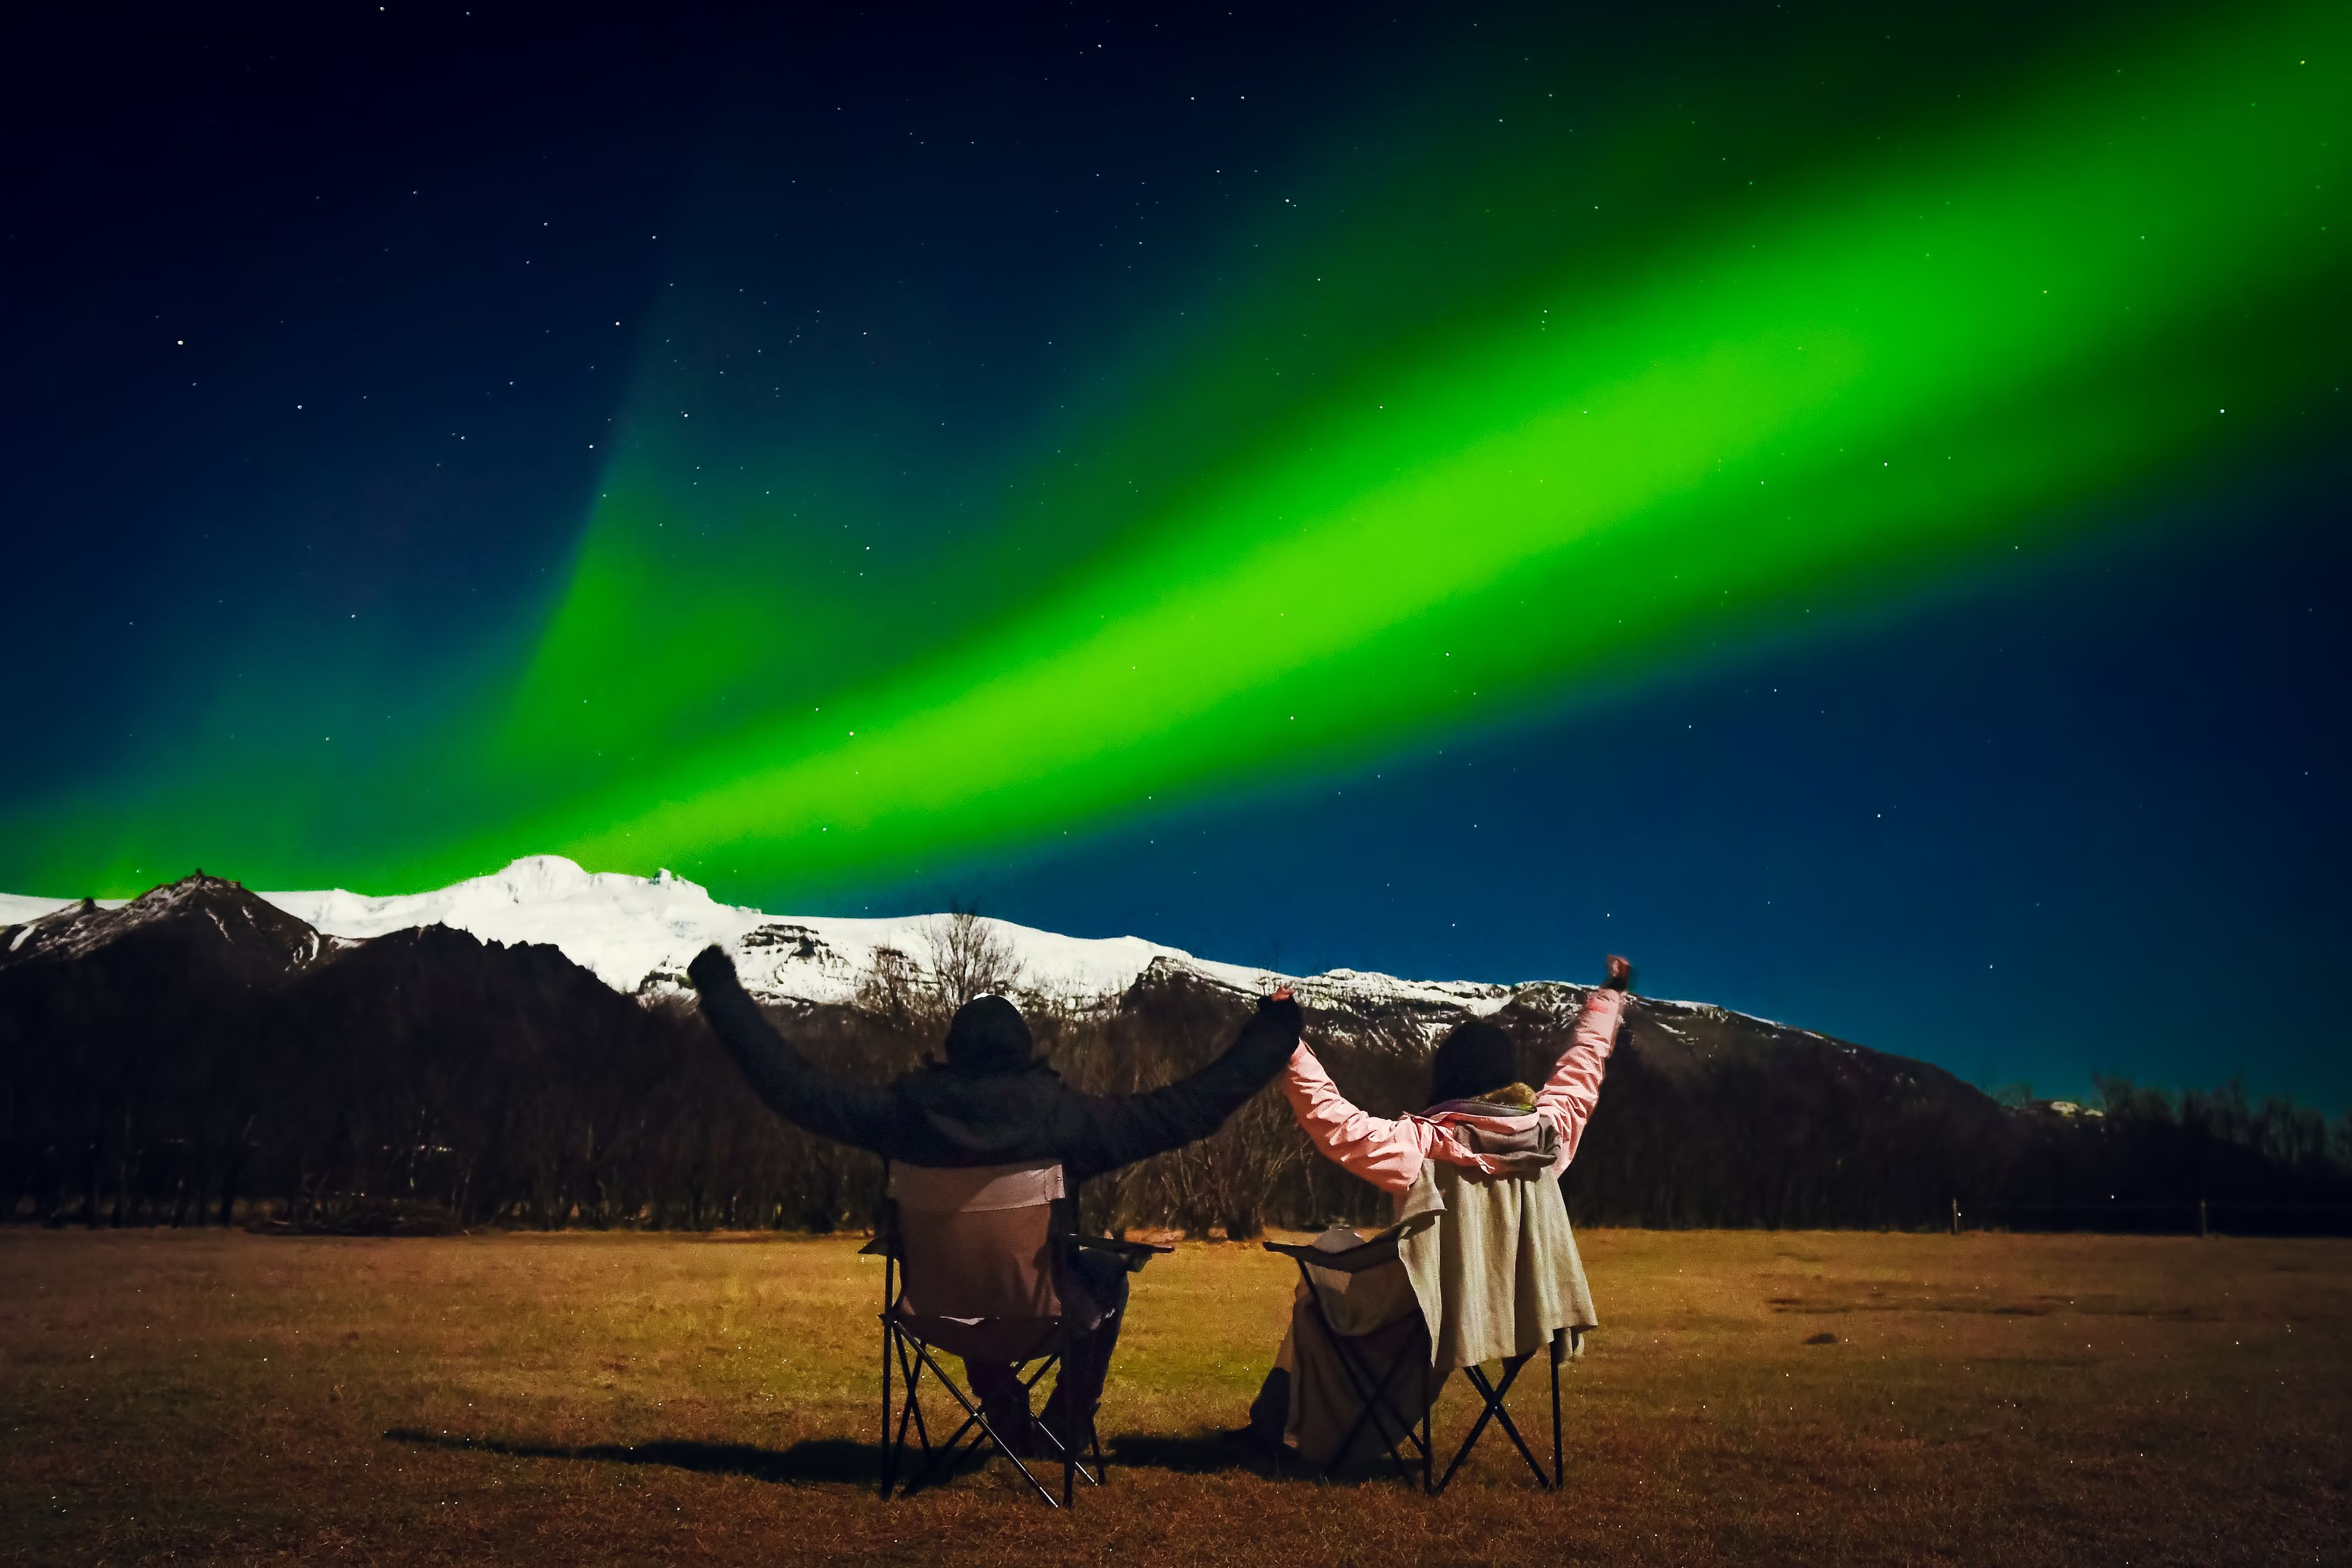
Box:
[1241,1367,1291,1461]
[964,1361,1037,1457]
[1037,1387,1098,1459]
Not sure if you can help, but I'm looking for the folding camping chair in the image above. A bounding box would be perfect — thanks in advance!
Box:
[1264,1218,1440,1489]
[869,1159,1167,1507]
[1265,1195,1574,1494]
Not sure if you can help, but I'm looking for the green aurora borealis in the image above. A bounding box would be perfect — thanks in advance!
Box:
[9,0,2347,904]
[504,2,2347,892]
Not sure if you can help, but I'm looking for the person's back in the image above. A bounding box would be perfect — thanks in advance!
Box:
[1277,955,1632,1205]
[688,945,1303,1446]
[1245,953,1631,1457]
[689,951,1303,1180]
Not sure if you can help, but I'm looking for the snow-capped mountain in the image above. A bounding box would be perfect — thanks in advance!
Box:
[4,855,1527,1028]
[269,855,1290,1007]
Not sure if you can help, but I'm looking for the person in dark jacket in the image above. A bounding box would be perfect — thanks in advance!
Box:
[687,944,1303,1448]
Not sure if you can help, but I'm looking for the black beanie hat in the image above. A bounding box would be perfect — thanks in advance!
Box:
[942,994,1035,1075]
[1428,1018,1518,1105]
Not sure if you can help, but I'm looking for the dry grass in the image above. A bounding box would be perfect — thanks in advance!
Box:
[2,1227,2346,1565]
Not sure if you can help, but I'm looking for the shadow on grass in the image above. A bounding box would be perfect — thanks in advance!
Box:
[384,1427,992,1487]
[391,1424,1391,1490]
[1112,1429,1404,1486]
[1106,1431,1255,1476]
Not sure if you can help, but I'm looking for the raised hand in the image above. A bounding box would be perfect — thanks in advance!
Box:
[1603,954,1634,992]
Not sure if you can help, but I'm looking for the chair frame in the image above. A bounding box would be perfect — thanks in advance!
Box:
[1267,1233,1567,1494]
[874,1162,1167,1508]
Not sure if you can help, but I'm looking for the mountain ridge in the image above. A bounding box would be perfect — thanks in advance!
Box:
[1,854,1769,1048]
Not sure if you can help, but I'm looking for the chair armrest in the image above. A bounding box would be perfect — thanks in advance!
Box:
[1071,1236,1177,1274]
[1262,1209,1437,1273]
[1263,1236,1403,1273]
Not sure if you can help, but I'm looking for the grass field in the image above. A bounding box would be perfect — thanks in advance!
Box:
[2,1228,2346,1565]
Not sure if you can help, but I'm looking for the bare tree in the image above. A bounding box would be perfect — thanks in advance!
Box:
[853,945,925,1026]
[925,904,1026,1011]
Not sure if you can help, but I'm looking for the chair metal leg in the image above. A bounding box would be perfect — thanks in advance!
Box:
[1324,1329,1420,1480]
[1062,1317,1076,1508]
[1550,1330,1564,1492]
[880,1256,897,1499]
[1435,1359,1544,1494]
[1432,1352,1562,1494]
[876,1329,947,1502]
[899,1336,1064,1507]
[911,1353,1004,1476]
[1374,1362,1430,1481]
[1292,1261,1426,1485]
[895,1334,934,1462]
[1422,1372,1434,1495]
[1022,1343,1102,1492]
[1433,1365,1504,1494]
[899,1340,1100,1503]
[1478,1362,1551,1485]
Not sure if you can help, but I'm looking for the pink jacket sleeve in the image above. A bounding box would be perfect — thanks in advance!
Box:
[1535,987,1626,1172]
[1280,1044,1435,1198]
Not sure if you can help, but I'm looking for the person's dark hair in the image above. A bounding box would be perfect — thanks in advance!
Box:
[941,994,1035,1075]
[1427,1017,1518,1106]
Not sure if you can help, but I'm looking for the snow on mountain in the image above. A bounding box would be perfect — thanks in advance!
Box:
[4,855,1550,1025]
[248,855,1513,1017]
[0,892,123,928]
[263,856,775,995]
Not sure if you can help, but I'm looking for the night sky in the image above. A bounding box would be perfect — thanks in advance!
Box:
[4,3,2346,1106]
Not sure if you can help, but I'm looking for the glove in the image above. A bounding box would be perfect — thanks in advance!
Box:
[687,944,739,994]
[1256,989,1305,1035]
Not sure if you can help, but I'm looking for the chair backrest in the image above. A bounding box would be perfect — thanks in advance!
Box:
[887,1161,1066,1322]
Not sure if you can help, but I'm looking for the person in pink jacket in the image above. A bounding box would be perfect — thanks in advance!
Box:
[1242,953,1633,1452]
[1279,953,1634,1200]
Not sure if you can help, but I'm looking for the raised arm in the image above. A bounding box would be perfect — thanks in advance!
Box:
[688,946,906,1154]
[1065,990,1305,1176]
[1280,1042,1432,1197]
[1534,955,1632,1171]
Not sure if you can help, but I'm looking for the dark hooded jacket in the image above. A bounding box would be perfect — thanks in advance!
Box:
[687,946,1303,1182]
